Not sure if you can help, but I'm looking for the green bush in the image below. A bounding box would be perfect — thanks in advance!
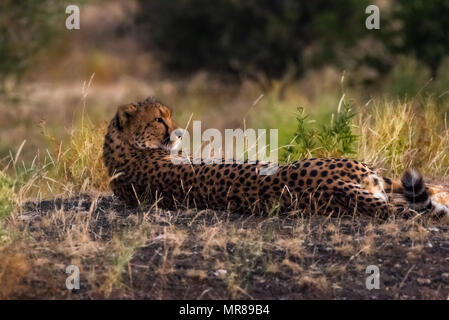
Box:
[284,101,358,161]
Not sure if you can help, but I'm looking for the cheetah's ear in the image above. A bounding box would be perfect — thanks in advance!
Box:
[116,104,137,130]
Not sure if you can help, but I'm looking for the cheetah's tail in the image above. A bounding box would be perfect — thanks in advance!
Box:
[401,169,449,219]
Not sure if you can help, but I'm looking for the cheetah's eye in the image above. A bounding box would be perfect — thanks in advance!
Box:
[155,118,163,123]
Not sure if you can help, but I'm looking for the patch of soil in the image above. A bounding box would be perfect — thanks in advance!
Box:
[10,194,449,299]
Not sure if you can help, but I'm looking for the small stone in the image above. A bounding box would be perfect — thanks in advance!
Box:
[417,278,431,285]
[331,284,342,290]
[214,269,227,278]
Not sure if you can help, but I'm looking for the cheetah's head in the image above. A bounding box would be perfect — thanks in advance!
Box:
[113,97,181,151]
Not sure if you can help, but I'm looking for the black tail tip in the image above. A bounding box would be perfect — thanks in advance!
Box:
[401,169,425,190]
[401,168,430,208]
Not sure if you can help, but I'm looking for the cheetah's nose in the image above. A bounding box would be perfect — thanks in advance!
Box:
[173,129,184,139]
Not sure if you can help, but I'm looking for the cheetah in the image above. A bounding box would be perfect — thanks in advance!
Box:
[103,97,449,219]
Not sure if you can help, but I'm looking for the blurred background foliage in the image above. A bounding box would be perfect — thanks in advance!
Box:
[391,0,449,77]
[1,0,448,91]
[134,0,449,95]
[136,0,370,86]
[0,0,66,91]
[1,0,449,168]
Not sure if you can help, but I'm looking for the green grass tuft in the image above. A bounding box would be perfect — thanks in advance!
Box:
[0,171,15,219]
[283,100,358,161]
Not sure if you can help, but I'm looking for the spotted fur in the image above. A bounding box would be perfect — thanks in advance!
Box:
[103,97,449,219]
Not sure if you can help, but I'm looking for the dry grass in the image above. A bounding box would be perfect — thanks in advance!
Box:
[0,78,448,299]
[357,99,449,177]
[0,193,447,299]
[42,119,109,193]
[1,0,448,299]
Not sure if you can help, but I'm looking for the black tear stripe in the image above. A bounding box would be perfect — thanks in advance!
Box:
[160,119,169,135]
[115,114,123,131]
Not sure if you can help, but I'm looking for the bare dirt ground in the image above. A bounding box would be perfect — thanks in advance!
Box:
[3,194,448,300]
